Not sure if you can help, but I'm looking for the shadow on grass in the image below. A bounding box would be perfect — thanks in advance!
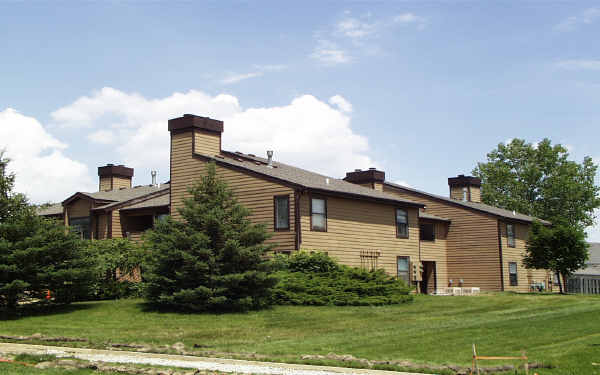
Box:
[136,301,275,315]
[0,302,96,321]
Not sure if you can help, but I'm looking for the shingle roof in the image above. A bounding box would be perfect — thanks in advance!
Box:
[384,182,550,225]
[82,184,169,203]
[37,203,63,216]
[420,212,451,222]
[120,193,170,211]
[201,151,425,208]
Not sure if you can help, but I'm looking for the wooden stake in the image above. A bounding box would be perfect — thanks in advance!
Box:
[472,344,480,375]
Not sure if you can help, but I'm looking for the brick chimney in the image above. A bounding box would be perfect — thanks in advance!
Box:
[98,164,134,191]
[344,168,385,191]
[448,174,481,203]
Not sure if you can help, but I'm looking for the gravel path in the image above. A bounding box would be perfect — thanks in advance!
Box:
[0,343,432,375]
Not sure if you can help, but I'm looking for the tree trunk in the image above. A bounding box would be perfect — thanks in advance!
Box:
[557,272,564,294]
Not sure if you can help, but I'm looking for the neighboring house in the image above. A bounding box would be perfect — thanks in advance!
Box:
[341,170,553,293]
[38,164,169,242]
[567,243,600,294]
[39,113,551,293]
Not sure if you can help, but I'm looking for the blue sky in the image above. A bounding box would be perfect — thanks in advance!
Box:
[1,1,599,239]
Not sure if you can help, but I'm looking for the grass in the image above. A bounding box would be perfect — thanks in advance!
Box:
[1,293,599,374]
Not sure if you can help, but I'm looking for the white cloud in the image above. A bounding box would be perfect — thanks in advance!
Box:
[555,59,600,70]
[310,40,351,65]
[555,7,600,31]
[393,13,427,30]
[336,17,377,39]
[88,129,116,144]
[221,72,263,85]
[51,88,376,182]
[0,108,95,203]
[328,95,353,113]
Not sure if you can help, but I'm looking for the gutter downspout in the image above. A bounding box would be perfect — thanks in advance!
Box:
[294,189,303,250]
[497,220,505,291]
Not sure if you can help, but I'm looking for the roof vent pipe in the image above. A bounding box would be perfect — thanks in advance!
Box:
[151,170,157,186]
[266,150,274,168]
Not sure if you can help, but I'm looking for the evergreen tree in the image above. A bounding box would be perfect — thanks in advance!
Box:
[0,152,93,310]
[143,162,277,312]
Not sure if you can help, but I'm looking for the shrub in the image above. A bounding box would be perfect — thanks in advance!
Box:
[271,252,413,306]
[85,238,145,300]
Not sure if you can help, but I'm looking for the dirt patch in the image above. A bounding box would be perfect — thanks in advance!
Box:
[0,333,88,343]
[300,353,554,375]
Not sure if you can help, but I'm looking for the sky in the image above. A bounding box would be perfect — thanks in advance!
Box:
[1,1,600,240]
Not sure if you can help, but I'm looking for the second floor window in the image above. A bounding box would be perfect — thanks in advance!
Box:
[420,223,435,241]
[274,195,290,230]
[507,224,515,247]
[396,209,408,238]
[311,197,327,231]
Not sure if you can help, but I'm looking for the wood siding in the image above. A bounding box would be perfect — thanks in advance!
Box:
[170,130,296,251]
[96,213,109,239]
[499,221,551,292]
[66,199,91,222]
[111,210,123,238]
[383,185,502,291]
[419,219,449,292]
[299,193,420,276]
[99,176,131,191]
[194,129,221,156]
[99,177,112,192]
[469,186,481,203]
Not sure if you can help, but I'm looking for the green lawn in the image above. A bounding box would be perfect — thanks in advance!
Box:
[1,294,600,374]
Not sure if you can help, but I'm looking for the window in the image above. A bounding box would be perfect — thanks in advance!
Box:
[420,223,435,241]
[70,217,90,239]
[310,197,327,231]
[274,195,290,230]
[396,209,408,238]
[397,256,410,284]
[507,224,515,247]
[155,214,169,223]
[509,262,518,286]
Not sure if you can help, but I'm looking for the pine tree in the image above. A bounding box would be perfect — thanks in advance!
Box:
[0,152,93,310]
[143,162,277,312]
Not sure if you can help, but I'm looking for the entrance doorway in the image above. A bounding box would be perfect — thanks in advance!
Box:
[420,261,437,294]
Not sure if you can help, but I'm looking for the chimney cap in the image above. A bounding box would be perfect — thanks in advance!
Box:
[448,175,481,187]
[344,168,385,184]
[168,114,224,133]
[98,164,134,178]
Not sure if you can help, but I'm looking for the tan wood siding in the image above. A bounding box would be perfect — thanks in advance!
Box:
[99,177,112,192]
[450,186,465,201]
[469,186,481,203]
[111,210,123,238]
[499,221,551,292]
[170,131,296,251]
[299,194,420,277]
[419,220,449,292]
[66,199,91,222]
[99,176,131,191]
[383,185,502,291]
[97,214,109,239]
[194,129,221,156]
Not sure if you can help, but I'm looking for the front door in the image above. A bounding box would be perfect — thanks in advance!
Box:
[420,261,437,294]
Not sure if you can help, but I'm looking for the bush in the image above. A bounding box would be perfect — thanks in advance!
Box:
[271,252,413,306]
[85,238,145,300]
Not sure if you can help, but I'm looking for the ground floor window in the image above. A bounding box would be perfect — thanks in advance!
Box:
[509,262,518,286]
[397,256,410,284]
[69,216,90,239]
